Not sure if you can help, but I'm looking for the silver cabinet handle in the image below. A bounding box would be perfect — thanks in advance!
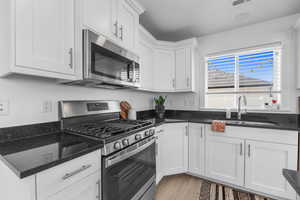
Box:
[113,21,118,37]
[200,127,203,138]
[62,164,92,180]
[185,126,188,136]
[240,143,243,156]
[248,144,251,157]
[172,79,175,88]
[96,180,101,200]
[187,77,190,87]
[68,48,73,69]
[119,25,123,40]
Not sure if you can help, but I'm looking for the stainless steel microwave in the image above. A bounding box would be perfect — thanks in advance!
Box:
[64,29,140,89]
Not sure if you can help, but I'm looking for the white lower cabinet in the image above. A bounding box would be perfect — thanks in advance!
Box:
[45,171,100,200]
[37,150,101,200]
[205,136,245,186]
[188,123,205,176]
[245,140,297,199]
[155,125,164,184]
[203,125,298,200]
[161,123,188,176]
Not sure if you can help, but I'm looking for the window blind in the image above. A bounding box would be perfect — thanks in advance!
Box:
[207,48,281,94]
[207,56,235,89]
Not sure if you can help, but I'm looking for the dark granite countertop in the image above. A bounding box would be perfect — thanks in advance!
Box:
[0,132,103,178]
[137,110,299,131]
[150,118,298,131]
[283,169,300,196]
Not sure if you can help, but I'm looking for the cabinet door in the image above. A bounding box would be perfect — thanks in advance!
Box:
[117,0,138,51]
[161,123,188,175]
[297,25,300,88]
[138,40,154,90]
[153,49,175,91]
[245,140,297,199]
[15,0,75,75]
[45,171,100,200]
[205,136,245,186]
[82,0,113,38]
[155,125,164,184]
[175,47,192,91]
[188,123,205,176]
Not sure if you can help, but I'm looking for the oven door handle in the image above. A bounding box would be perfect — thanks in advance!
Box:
[105,138,155,168]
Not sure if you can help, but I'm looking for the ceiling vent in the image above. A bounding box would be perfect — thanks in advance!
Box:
[232,0,251,6]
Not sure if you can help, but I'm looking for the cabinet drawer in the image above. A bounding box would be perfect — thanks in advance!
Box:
[37,150,101,199]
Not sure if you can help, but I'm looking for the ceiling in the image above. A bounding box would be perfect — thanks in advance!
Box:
[137,0,300,41]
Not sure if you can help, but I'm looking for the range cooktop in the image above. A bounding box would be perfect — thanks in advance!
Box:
[66,119,153,140]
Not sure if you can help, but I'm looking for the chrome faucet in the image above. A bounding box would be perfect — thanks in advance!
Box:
[237,95,247,120]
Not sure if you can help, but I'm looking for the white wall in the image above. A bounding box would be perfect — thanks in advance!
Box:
[166,14,300,113]
[0,75,155,128]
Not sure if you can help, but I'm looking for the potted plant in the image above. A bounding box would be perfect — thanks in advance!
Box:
[154,96,167,119]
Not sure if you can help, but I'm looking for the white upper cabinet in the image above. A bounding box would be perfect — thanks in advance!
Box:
[137,26,198,92]
[188,123,205,176]
[81,0,143,53]
[175,47,193,91]
[245,140,297,199]
[0,0,143,80]
[138,27,155,90]
[117,0,139,51]
[295,18,300,88]
[153,48,176,92]
[82,0,113,38]
[11,0,75,79]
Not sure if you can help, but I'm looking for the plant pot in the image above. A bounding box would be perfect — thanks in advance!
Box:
[155,104,165,119]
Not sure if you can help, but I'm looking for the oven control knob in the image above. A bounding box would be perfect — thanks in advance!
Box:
[149,129,155,135]
[122,139,129,146]
[135,134,142,140]
[114,142,121,150]
[144,130,150,137]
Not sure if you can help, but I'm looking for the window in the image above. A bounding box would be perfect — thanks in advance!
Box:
[205,46,281,110]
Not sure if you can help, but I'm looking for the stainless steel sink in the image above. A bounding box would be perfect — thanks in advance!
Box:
[223,120,276,126]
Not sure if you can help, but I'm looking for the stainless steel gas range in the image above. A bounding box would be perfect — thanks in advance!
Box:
[59,100,156,200]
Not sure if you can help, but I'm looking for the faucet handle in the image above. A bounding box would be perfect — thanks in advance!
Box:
[243,95,247,106]
[243,95,247,113]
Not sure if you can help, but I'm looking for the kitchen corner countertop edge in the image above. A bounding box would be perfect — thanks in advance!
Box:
[152,118,298,131]
[0,133,103,179]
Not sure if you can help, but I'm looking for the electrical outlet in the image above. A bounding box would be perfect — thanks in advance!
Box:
[168,99,173,107]
[184,98,188,106]
[189,96,195,106]
[0,100,9,116]
[42,101,52,113]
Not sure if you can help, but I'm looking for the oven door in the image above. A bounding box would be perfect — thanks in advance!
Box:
[83,29,140,88]
[102,138,156,200]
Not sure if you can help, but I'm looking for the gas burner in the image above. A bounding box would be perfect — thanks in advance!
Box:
[66,119,153,140]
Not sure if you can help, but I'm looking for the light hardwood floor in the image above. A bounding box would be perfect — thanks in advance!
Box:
[155,174,272,200]
[155,174,203,200]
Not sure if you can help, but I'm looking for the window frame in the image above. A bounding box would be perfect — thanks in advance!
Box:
[204,45,282,110]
